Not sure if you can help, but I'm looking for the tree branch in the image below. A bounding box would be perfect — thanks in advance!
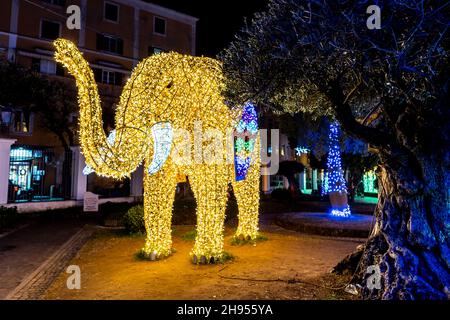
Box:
[324,79,393,147]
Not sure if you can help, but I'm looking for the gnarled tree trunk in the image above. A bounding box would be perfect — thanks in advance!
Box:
[352,146,450,299]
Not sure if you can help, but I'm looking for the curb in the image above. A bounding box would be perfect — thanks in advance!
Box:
[5,224,94,300]
[274,214,373,238]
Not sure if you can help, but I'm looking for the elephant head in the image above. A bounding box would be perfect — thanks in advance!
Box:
[53,39,230,179]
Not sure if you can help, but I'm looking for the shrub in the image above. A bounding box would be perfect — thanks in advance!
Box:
[271,188,292,201]
[181,229,197,241]
[122,205,145,234]
[231,233,268,246]
[0,206,20,230]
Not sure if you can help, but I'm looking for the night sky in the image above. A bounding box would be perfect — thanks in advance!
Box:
[144,0,269,57]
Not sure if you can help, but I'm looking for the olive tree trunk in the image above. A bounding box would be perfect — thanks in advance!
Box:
[353,148,450,299]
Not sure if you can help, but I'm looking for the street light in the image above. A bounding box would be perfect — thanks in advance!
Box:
[0,104,13,134]
[0,104,13,126]
[1,105,13,124]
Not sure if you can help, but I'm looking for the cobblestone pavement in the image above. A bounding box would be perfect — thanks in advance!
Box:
[0,219,94,300]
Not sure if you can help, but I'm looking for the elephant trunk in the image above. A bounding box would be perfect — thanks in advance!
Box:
[54,39,151,179]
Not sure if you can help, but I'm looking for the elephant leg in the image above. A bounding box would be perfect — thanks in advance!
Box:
[189,165,228,263]
[142,160,177,260]
[232,154,261,240]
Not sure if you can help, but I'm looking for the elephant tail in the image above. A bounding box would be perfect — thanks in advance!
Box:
[233,103,259,182]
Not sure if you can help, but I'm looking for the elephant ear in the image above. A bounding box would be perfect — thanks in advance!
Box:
[233,103,258,182]
[147,122,173,175]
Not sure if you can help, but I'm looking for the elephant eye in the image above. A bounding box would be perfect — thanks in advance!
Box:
[166,80,173,89]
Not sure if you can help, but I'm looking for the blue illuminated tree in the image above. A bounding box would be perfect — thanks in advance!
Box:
[324,122,351,217]
[324,122,347,194]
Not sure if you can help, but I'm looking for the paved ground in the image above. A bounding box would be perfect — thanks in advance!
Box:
[0,218,91,299]
[0,212,369,300]
[43,221,365,300]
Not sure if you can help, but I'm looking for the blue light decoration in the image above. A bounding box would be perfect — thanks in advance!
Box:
[330,207,352,218]
[295,146,310,156]
[234,102,258,181]
[324,122,351,217]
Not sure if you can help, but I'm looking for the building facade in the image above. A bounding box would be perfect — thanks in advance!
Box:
[0,0,197,208]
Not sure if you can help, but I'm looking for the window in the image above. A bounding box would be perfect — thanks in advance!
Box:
[40,20,60,40]
[13,111,32,134]
[41,0,66,6]
[102,70,115,84]
[148,46,164,55]
[154,17,166,35]
[40,60,56,75]
[104,2,119,22]
[32,58,64,76]
[93,68,123,85]
[96,34,123,55]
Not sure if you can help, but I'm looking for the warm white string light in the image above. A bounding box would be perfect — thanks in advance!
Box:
[54,38,261,263]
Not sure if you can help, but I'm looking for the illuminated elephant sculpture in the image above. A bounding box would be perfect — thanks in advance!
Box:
[54,39,260,263]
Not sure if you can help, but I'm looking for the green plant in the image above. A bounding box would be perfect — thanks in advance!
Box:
[122,205,145,234]
[231,233,268,246]
[0,206,20,230]
[219,251,235,263]
[271,188,292,201]
[181,229,197,241]
[134,248,176,261]
[191,251,235,264]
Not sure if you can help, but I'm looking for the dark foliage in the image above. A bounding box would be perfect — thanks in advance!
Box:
[0,61,77,150]
[0,206,20,230]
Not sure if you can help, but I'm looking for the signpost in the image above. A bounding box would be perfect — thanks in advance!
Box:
[83,191,99,212]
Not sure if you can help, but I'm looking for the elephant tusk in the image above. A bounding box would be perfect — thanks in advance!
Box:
[106,129,116,146]
[147,122,173,175]
[83,165,95,175]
